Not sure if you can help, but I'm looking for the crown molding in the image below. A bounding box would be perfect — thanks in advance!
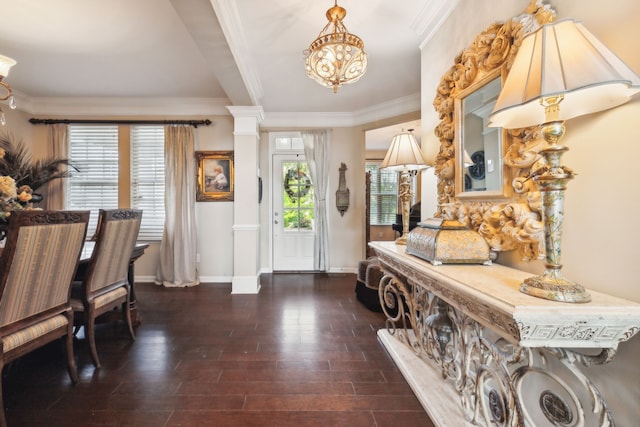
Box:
[227,106,264,135]
[414,0,460,49]
[14,93,231,117]
[262,92,420,128]
[226,105,264,121]
[261,111,354,129]
[353,93,421,126]
[12,91,419,128]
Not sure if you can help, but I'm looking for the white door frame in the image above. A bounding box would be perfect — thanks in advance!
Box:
[268,132,315,272]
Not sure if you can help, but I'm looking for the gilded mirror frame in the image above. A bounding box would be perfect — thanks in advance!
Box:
[433,0,556,261]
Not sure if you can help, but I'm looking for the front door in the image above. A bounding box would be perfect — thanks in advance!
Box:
[272,155,315,271]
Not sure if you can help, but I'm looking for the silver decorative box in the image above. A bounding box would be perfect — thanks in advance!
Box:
[406,218,491,265]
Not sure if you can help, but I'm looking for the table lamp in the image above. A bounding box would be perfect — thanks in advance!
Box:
[381,129,429,245]
[488,19,640,302]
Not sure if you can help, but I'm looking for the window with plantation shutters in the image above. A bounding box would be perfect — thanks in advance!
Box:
[366,162,398,225]
[131,126,165,241]
[66,125,166,242]
[67,125,119,237]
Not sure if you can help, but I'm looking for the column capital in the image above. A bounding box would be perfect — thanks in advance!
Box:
[226,106,264,135]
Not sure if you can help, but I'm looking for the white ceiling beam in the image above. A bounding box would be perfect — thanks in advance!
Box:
[209,0,264,106]
[170,0,255,106]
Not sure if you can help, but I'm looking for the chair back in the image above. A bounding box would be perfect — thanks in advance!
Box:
[0,210,89,333]
[83,209,142,297]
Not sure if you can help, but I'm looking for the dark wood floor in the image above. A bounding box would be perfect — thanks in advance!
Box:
[3,273,435,427]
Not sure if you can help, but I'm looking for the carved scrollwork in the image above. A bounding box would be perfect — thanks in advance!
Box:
[433,0,556,261]
[377,258,616,426]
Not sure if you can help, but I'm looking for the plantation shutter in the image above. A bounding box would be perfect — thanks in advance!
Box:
[67,125,119,236]
[131,126,165,241]
[366,162,398,225]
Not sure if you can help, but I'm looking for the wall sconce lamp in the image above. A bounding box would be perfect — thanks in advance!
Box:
[381,129,429,245]
[0,55,17,126]
[488,19,640,303]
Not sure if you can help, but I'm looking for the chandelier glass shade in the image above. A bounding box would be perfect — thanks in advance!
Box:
[0,54,17,126]
[0,55,16,101]
[304,1,367,93]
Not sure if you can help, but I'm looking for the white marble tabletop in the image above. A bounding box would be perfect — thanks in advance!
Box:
[370,241,640,349]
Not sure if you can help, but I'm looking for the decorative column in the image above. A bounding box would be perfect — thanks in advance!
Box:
[227,106,264,294]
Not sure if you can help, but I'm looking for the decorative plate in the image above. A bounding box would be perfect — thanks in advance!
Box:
[469,150,485,180]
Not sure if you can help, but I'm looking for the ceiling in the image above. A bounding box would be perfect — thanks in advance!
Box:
[0,0,457,136]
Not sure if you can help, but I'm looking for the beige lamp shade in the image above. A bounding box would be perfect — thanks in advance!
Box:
[488,19,640,129]
[0,55,16,78]
[381,130,428,171]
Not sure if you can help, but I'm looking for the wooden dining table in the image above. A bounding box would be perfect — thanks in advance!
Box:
[0,241,149,326]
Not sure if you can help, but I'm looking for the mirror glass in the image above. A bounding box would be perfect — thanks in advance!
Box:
[457,75,504,197]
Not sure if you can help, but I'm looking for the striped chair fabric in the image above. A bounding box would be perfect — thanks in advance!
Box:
[71,209,142,369]
[0,222,88,327]
[0,210,89,427]
[87,218,140,294]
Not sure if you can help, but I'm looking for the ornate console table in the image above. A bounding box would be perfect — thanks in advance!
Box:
[369,241,640,427]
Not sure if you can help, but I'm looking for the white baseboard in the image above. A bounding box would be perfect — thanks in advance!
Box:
[231,275,261,294]
[135,275,157,283]
[328,267,358,274]
[135,275,233,284]
[137,270,357,284]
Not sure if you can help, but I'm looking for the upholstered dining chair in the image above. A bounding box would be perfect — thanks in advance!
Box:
[0,210,89,427]
[71,209,142,368]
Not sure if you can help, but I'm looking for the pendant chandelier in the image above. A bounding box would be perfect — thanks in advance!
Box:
[304,1,367,93]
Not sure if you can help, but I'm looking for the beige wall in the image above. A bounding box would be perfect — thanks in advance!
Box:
[326,126,366,271]
[2,109,34,143]
[420,0,640,424]
[194,115,235,280]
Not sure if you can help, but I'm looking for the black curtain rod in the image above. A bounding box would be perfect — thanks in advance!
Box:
[29,118,212,128]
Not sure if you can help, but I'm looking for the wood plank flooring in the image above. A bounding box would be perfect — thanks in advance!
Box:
[3,273,435,427]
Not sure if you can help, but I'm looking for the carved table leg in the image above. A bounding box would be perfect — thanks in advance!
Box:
[126,244,148,327]
[127,259,141,326]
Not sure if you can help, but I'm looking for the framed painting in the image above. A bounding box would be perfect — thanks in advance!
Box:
[196,151,234,201]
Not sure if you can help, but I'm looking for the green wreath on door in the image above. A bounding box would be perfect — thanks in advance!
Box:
[284,168,312,201]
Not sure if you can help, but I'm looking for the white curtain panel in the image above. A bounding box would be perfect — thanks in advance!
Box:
[44,124,68,210]
[155,125,199,287]
[302,129,330,271]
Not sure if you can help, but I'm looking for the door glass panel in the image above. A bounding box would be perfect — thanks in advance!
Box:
[282,161,314,231]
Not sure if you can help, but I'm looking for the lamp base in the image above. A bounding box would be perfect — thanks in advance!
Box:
[395,235,407,245]
[520,274,591,303]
